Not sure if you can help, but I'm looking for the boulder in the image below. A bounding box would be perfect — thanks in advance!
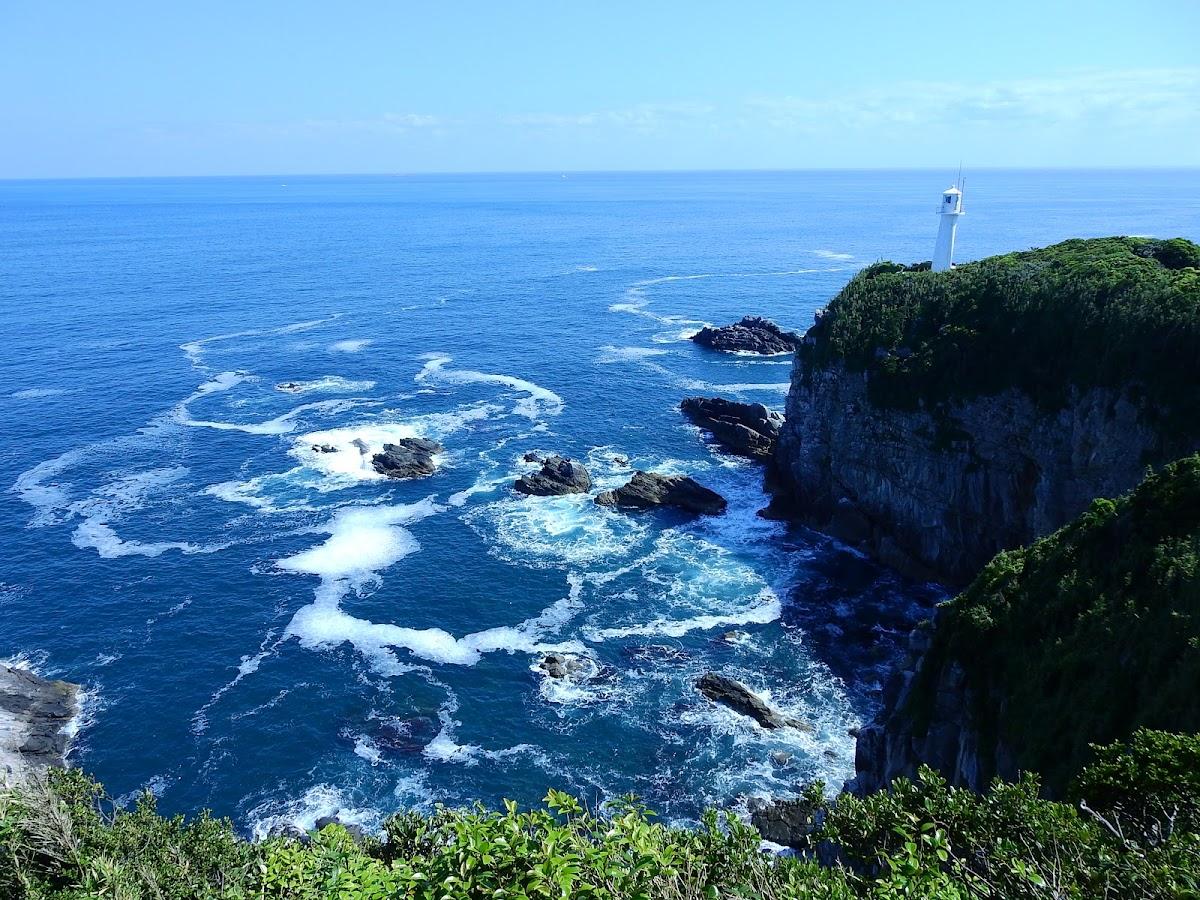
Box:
[514,456,592,496]
[371,438,442,479]
[0,665,80,784]
[596,471,727,516]
[690,316,801,355]
[311,443,338,454]
[537,653,587,679]
[680,397,783,461]
[694,672,811,731]
[747,797,819,848]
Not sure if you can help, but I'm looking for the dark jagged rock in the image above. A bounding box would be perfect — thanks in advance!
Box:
[690,316,801,355]
[371,438,442,479]
[514,456,592,496]
[680,397,783,461]
[694,672,811,731]
[522,451,542,463]
[537,653,587,679]
[748,796,819,848]
[595,471,727,516]
[276,381,303,393]
[311,443,337,454]
[0,665,80,783]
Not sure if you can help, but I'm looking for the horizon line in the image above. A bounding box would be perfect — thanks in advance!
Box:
[4,164,1200,184]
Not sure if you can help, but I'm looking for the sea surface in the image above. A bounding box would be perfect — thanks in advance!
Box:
[2,170,1197,833]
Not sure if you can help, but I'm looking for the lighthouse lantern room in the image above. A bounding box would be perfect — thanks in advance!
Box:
[932,185,964,272]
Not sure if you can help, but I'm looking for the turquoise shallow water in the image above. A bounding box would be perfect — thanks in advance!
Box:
[2,170,1197,832]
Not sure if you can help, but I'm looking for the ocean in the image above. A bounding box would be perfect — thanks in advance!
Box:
[2,169,1197,833]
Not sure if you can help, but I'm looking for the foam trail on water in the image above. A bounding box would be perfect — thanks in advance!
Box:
[181,315,341,370]
[179,398,359,436]
[275,376,377,394]
[416,354,563,420]
[329,339,372,354]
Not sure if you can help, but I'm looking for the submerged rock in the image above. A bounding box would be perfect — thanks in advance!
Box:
[694,672,810,731]
[0,665,80,784]
[276,381,303,393]
[371,438,442,479]
[514,455,592,496]
[691,316,801,355]
[596,471,727,516]
[680,397,783,461]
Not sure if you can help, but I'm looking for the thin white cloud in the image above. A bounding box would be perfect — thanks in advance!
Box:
[746,68,1200,132]
[504,102,715,131]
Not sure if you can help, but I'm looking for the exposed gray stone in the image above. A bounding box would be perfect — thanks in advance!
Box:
[691,317,801,355]
[596,471,726,516]
[680,397,783,461]
[0,665,80,784]
[371,438,442,479]
[695,672,811,731]
[514,456,592,496]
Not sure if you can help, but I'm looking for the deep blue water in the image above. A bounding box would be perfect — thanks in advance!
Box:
[2,170,1197,833]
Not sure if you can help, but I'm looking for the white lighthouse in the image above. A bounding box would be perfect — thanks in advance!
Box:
[931,184,964,272]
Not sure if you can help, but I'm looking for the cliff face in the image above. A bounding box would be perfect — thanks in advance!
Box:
[775,360,1176,585]
[0,665,80,784]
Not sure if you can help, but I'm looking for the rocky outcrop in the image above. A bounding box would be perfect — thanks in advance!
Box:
[748,796,818,848]
[596,472,726,516]
[514,456,592,496]
[774,361,1187,584]
[1,665,80,784]
[690,317,801,355]
[537,653,588,679]
[680,397,782,461]
[371,438,442,479]
[694,673,811,731]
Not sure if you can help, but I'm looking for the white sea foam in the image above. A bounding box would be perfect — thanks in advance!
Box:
[583,593,782,641]
[329,339,373,354]
[812,249,854,261]
[181,316,341,369]
[596,345,669,363]
[248,784,381,840]
[416,355,563,420]
[8,387,69,399]
[180,398,357,436]
[276,376,377,394]
[466,493,647,568]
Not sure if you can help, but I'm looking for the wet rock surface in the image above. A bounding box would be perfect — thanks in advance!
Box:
[514,455,592,496]
[748,796,819,848]
[596,471,727,516]
[690,316,801,355]
[680,397,783,461]
[694,672,810,731]
[371,437,442,479]
[0,665,80,783]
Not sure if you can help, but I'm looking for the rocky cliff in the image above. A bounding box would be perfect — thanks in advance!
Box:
[1,664,80,784]
[775,364,1176,584]
[769,237,1200,795]
[773,237,1200,586]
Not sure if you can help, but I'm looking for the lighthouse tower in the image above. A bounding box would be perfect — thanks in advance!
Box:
[931,184,964,272]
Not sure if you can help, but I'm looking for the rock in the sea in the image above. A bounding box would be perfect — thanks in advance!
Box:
[276,381,303,393]
[314,812,367,839]
[748,796,819,848]
[695,672,811,731]
[537,653,588,679]
[371,438,442,479]
[0,665,80,784]
[680,397,783,461]
[311,443,337,454]
[514,455,592,496]
[596,471,727,516]
[690,316,801,355]
[522,451,543,463]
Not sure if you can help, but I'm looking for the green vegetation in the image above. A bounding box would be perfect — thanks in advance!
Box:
[906,452,1200,793]
[802,237,1200,434]
[3,731,1198,899]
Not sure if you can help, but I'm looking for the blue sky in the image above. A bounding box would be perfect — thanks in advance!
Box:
[3,0,1198,177]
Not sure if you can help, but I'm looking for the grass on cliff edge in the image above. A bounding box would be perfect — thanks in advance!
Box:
[802,236,1200,436]
[908,452,1200,794]
[2,729,1199,899]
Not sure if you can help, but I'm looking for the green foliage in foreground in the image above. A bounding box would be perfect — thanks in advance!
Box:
[801,236,1200,435]
[908,452,1200,793]
[2,730,1199,899]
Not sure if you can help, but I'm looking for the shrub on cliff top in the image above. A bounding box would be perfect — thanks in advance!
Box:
[803,236,1200,436]
[907,452,1200,793]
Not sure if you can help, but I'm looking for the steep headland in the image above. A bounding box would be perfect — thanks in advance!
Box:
[774,237,1200,584]
[851,453,1200,796]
